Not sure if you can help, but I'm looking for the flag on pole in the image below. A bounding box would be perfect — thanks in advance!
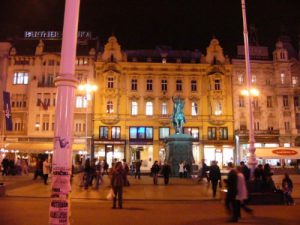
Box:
[3,91,13,131]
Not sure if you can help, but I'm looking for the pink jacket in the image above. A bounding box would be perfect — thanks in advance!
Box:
[236,172,248,201]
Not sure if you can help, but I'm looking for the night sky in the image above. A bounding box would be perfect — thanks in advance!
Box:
[1,0,300,56]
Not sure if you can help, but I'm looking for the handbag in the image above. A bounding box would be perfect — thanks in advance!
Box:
[106,188,115,200]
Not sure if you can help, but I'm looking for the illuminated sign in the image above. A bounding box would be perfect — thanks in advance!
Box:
[272,149,298,156]
[24,31,92,40]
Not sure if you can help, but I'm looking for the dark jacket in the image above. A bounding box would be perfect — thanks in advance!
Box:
[226,169,238,199]
[162,164,171,176]
[111,167,125,187]
[151,164,160,174]
[209,164,221,181]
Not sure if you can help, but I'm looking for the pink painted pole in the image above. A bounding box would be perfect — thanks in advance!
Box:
[49,0,80,224]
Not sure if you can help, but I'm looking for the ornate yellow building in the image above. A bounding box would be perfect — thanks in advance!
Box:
[93,36,234,169]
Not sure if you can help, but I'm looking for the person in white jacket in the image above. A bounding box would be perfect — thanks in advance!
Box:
[236,166,253,218]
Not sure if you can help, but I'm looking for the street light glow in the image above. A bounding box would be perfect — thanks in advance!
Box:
[241,88,259,96]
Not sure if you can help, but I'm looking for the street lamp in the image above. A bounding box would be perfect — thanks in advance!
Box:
[240,0,257,177]
[78,83,97,159]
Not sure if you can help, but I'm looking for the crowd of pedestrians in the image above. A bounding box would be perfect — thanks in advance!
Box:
[1,157,29,176]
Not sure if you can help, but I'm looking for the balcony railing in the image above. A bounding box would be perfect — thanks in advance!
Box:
[37,82,55,88]
[235,129,280,135]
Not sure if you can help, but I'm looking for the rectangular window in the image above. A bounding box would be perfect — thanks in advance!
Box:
[292,76,298,86]
[253,97,259,108]
[267,96,272,108]
[161,102,168,115]
[208,127,217,140]
[191,80,197,92]
[13,72,29,85]
[251,75,256,84]
[108,77,114,88]
[238,74,244,84]
[281,73,285,84]
[147,79,153,91]
[130,127,153,140]
[219,127,228,140]
[191,102,198,116]
[42,114,50,131]
[131,79,137,91]
[146,102,153,115]
[159,127,170,139]
[284,122,290,131]
[35,115,40,131]
[131,101,138,115]
[176,80,182,91]
[76,96,87,108]
[254,122,259,131]
[214,79,221,90]
[183,127,199,139]
[283,95,289,107]
[112,127,121,139]
[239,96,245,107]
[161,80,167,91]
[107,101,113,114]
[99,126,108,139]
[130,127,137,139]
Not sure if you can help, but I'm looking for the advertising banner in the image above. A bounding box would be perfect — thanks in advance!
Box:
[3,91,13,131]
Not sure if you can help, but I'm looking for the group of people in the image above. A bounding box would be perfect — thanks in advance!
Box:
[150,160,171,185]
[1,157,29,176]
[178,161,191,178]
[33,157,50,185]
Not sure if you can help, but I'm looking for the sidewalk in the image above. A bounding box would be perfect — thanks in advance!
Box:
[1,173,300,201]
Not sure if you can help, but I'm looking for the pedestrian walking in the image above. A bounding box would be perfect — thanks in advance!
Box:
[21,159,29,176]
[240,161,250,182]
[151,160,160,185]
[111,161,125,209]
[135,160,142,179]
[42,158,50,185]
[179,161,184,178]
[83,158,91,189]
[224,162,239,223]
[209,160,221,198]
[162,161,171,185]
[236,166,253,217]
[1,157,9,176]
[184,162,191,178]
[198,159,209,183]
[282,173,294,205]
[95,161,103,189]
[122,159,130,186]
[103,160,109,175]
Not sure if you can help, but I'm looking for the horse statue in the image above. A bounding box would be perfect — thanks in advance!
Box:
[172,96,186,134]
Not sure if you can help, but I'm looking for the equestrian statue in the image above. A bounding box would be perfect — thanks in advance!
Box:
[172,96,186,134]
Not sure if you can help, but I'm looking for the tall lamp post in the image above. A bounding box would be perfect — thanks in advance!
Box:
[240,0,257,177]
[78,83,97,159]
[49,0,80,225]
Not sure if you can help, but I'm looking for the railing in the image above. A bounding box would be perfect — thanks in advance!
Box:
[235,129,280,135]
[37,82,55,88]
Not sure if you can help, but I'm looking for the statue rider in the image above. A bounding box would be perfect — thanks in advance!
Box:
[172,96,186,134]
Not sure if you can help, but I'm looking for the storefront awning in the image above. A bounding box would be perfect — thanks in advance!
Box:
[255,148,300,159]
[3,142,85,153]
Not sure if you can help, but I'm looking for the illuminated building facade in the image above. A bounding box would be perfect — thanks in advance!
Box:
[94,36,235,169]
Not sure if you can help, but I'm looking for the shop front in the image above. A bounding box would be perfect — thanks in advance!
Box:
[94,140,126,168]
[129,143,153,171]
[255,147,300,167]
[204,145,234,168]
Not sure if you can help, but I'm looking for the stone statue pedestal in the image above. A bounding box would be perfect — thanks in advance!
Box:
[165,133,194,177]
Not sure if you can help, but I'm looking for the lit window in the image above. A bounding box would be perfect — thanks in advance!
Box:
[75,96,87,108]
[146,102,153,115]
[192,102,198,115]
[208,127,217,140]
[13,72,29,85]
[159,127,170,139]
[214,102,222,115]
[107,101,113,113]
[219,127,228,140]
[292,76,298,86]
[238,74,244,84]
[99,127,108,139]
[131,102,138,115]
[280,73,285,84]
[251,75,256,84]
[112,127,121,139]
[161,102,168,115]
